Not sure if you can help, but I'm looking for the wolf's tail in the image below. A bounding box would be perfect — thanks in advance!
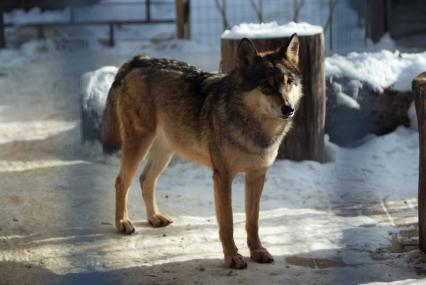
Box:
[99,57,146,154]
[99,85,121,154]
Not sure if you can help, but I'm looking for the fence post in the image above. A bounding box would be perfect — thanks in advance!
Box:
[414,72,426,252]
[176,0,190,39]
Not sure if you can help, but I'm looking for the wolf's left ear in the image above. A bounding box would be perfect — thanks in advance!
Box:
[280,33,299,66]
[237,38,259,70]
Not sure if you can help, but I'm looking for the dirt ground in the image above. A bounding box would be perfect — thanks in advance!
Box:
[1,42,426,285]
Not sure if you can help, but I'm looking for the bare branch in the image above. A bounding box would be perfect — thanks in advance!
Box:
[214,0,230,30]
[323,0,339,34]
[293,0,305,22]
[249,0,263,23]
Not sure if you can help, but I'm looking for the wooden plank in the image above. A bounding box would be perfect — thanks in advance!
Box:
[413,72,426,252]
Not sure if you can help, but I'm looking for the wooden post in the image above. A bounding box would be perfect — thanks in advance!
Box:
[176,0,190,39]
[108,23,115,47]
[221,32,326,162]
[413,72,426,252]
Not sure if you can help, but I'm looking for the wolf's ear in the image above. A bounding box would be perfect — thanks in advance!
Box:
[280,33,299,66]
[237,38,259,70]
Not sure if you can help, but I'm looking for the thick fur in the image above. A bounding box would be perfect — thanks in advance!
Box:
[100,35,303,269]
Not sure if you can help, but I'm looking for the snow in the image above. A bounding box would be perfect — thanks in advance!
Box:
[4,7,69,24]
[81,66,118,128]
[326,50,426,92]
[408,103,418,131]
[222,21,323,39]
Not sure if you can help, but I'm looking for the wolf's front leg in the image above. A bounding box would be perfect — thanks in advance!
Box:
[212,170,247,269]
[245,168,274,263]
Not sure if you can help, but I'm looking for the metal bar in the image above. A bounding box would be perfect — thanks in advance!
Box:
[108,23,114,46]
[70,7,75,23]
[4,19,176,27]
[0,10,4,48]
[364,0,368,48]
[329,0,333,50]
[146,0,151,22]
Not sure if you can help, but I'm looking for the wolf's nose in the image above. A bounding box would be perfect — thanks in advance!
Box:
[281,105,295,119]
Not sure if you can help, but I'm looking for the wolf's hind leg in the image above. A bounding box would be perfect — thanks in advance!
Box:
[140,137,174,227]
[115,134,155,234]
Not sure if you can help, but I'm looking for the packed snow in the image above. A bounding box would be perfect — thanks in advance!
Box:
[222,21,323,39]
[326,50,426,92]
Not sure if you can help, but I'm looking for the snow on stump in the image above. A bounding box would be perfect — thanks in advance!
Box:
[80,66,118,143]
[221,22,326,162]
[413,72,426,252]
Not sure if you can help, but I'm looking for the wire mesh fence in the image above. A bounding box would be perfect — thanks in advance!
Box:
[191,0,368,53]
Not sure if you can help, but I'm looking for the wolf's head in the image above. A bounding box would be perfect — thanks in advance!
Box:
[235,34,303,121]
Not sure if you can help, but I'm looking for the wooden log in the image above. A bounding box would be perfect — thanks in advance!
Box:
[221,32,326,162]
[413,71,426,252]
[176,0,190,39]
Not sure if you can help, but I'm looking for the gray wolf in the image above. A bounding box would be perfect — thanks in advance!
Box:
[100,34,302,269]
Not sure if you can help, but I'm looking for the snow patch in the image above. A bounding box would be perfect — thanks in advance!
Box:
[326,50,426,92]
[81,66,118,117]
[408,102,418,131]
[222,21,323,39]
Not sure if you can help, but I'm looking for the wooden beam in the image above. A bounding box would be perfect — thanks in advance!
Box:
[414,72,426,252]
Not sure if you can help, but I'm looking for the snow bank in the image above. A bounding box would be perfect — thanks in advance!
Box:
[221,21,323,39]
[81,66,118,121]
[5,7,69,24]
[326,50,426,92]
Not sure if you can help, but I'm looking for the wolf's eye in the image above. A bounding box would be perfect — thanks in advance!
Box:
[260,82,273,94]
[287,77,293,85]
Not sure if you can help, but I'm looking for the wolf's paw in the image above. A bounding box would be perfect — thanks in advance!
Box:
[148,213,173,228]
[250,247,274,263]
[116,219,135,234]
[225,253,247,269]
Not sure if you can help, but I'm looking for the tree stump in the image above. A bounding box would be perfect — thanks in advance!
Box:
[413,71,426,252]
[221,32,326,162]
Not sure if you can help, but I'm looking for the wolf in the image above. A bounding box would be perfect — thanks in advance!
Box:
[99,34,303,269]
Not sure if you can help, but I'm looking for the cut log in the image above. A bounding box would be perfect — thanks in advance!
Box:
[413,71,426,252]
[221,32,326,162]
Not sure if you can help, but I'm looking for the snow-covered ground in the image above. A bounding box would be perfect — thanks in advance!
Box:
[0,35,426,285]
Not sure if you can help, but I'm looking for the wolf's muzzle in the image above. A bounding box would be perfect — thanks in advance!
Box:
[281,105,295,119]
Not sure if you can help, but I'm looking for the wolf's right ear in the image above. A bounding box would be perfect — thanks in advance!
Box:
[237,38,259,70]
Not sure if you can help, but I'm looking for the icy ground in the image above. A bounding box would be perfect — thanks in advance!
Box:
[0,40,426,285]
